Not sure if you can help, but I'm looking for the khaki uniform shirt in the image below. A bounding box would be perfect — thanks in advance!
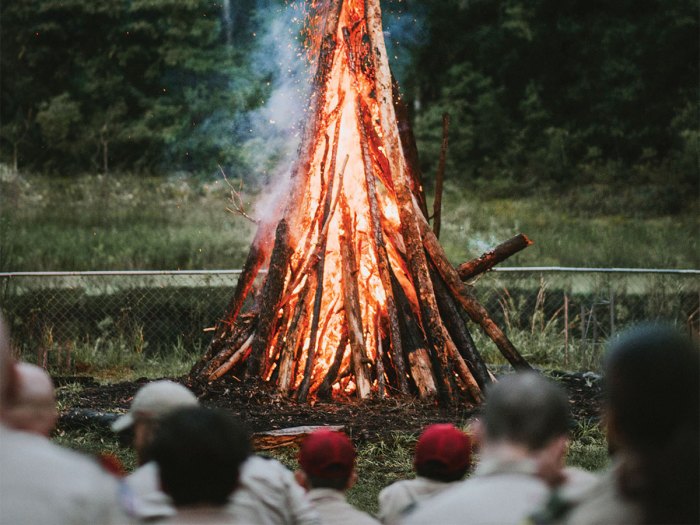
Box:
[378,476,454,524]
[561,466,643,525]
[125,456,319,524]
[0,423,128,524]
[558,467,598,501]
[160,505,247,525]
[401,457,551,525]
[124,461,175,520]
[307,488,380,525]
[230,455,320,525]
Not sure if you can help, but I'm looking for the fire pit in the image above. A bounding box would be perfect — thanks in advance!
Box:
[191,0,533,405]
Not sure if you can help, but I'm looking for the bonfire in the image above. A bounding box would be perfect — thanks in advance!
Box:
[192,0,533,405]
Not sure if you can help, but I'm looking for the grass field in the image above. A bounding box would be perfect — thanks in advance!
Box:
[2,172,698,271]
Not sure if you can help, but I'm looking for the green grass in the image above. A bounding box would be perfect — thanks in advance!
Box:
[2,173,697,271]
[28,333,199,383]
[55,422,609,516]
[437,180,699,270]
[1,173,255,271]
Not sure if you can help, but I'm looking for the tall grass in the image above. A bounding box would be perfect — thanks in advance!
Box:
[1,173,255,271]
[22,323,198,382]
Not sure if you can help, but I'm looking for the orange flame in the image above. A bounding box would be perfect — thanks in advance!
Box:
[261,0,418,399]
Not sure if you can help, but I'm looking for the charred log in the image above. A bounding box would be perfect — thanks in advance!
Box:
[458,234,533,281]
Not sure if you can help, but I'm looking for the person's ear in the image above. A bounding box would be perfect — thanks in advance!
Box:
[346,468,358,490]
[468,418,484,451]
[294,470,310,491]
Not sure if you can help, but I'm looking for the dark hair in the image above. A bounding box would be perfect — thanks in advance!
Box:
[150,407,251,506]
[483,372,570,450]
[604,324,699,524]
[415,460,468,482]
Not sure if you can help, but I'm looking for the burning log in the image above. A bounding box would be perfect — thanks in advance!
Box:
[247,220,292,376]
[458,233,533,281]
[432,113,450,238]
[418,217,532,370]
[192,0,532,405]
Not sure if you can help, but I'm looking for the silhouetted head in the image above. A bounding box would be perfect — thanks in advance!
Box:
[604,323,699,453]
[482,372,570,451]
[604,323,699,525]
[150,407,251,507]
[111,380,199,464]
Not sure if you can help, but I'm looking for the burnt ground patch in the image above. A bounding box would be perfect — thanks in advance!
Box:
[56,370,603,441]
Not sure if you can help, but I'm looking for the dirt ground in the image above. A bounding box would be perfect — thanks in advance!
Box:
[57,370,602,440]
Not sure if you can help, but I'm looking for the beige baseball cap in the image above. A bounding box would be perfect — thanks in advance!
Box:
[111,380,198,432]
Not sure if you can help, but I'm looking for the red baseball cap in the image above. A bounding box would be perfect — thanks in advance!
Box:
[414,424,471,476]
[299,429,356,479]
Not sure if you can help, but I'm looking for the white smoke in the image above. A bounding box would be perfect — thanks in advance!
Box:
[237,1,312,221]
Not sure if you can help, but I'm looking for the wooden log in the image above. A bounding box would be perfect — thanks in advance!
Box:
[390,270,437,399]
[318,331,349,399]
[247,219,292,376]
[365,1,455,402]
[375,311,386,398]
[457,234,533,281]
[253,425,344,451]
[208,332,255,381]
[432,113,450,238]
[354,94,409,395]
[263,305,292,381]
[200,317,257,379]
[418,217,532,370]
[277,280,313,394]
[280,18,341,249]
[391,74,428,219]
[308,296,342,396]
[296,123,345,403]
[339,196,372,400]
[209,236,267,344]
[408,349,436,399]
[431,265,491,390]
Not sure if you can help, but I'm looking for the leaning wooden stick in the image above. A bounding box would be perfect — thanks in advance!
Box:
[458,233,533,281]
[432,112,450,238]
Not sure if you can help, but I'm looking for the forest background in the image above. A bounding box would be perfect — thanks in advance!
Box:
[2,0,698,191]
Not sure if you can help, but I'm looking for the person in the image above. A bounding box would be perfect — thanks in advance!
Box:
[149,406,251,524]
[378,423,471,523]
[1,361,58,436]
[401,372,572,524]
[557,324,699,525]
[0,312,128,524]
[114,379,320,524]
[112,379,201,520]
[296,428,380,525]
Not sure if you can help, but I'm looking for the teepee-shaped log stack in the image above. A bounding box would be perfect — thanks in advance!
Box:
[192,0,532,405]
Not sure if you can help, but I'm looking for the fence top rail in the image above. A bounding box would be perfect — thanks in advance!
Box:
[0,267,698,278]
[0,270,244,277]
[492,267,700,275]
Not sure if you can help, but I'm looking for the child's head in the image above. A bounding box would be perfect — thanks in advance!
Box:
[414,424,471,482]
[298,429,356,490]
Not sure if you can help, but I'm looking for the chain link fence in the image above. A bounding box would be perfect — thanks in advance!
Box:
[1,268,697,372]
